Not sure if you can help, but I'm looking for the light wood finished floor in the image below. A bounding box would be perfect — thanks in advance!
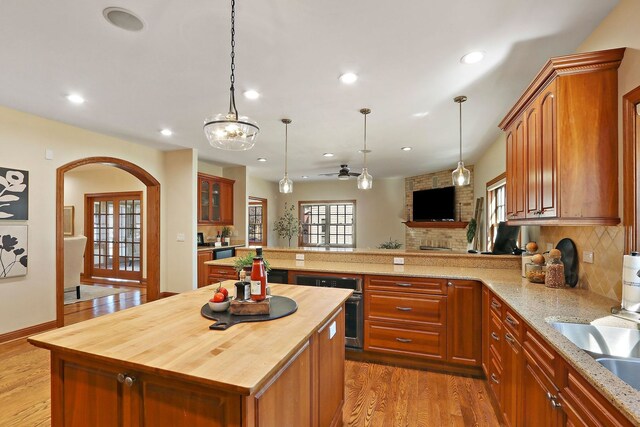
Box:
[1,286,499,427]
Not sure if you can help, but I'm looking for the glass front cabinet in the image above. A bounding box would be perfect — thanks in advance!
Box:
[198,173,235,225]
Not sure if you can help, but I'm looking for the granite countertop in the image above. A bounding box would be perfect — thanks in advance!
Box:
[197,244,244,252]
[207,257,640,423]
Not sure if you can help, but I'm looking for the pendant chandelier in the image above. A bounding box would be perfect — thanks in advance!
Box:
[452,95,471,186]
[357,108,373,190]
[279,118,293,194]
[203,0,259,151]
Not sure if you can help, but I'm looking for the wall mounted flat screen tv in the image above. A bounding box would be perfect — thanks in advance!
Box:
[412,187,456,221]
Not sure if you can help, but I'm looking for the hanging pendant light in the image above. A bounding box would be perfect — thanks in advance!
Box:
[452,96,471,186]
[203,0,259,151]
[357,108,373,190]
[279,118,293,194]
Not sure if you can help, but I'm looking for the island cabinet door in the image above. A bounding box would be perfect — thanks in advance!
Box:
[316,307,346,427]
[446,279,482,366]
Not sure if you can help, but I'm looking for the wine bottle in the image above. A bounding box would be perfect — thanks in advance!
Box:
[250,248,267,301]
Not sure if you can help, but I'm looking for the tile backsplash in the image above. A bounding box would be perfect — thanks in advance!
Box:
[537,225,625,301]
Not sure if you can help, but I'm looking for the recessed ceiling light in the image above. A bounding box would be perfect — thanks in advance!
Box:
[460,51,485,64]
[302,175,309,179]
[66,94,85,105]
[257,157,267,162]
[103,7,144,32]
[412,112,429,118]
[323,153,334,157]
[401,147,412,151]
[339,73,358,84]
[160,129,173,136]
[244,90,260,100]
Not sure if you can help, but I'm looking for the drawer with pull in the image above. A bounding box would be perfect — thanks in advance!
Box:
[366,291,446,326]
[365,275,447,295]
[489,310,503,363]
[364,320,446,360]
[503,308,523,341]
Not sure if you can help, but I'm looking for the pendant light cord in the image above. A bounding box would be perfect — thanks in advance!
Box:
[284,122,288,174]
[459,100,463,163]
[363,112,368,168]
[228,0,238,119]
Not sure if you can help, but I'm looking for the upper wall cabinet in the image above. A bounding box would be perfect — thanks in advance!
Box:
[500,48,625,226]
[198,173,235,225]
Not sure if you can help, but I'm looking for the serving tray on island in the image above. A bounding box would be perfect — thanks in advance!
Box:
[201,295,298,330]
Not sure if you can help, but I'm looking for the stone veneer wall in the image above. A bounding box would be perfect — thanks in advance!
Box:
[404,166,474,251]
[537,225,624,301]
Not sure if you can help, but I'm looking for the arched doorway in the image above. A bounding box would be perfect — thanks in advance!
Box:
[56,157,160,327]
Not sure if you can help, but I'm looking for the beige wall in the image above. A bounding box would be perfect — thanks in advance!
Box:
[164,149,197,292]
[222,166,248,244]
[198,160,223,177]
[278,178,405,249]
[405,166,475,251]
[0,105,199,335]
[247,175,280,247]
[64,165,148,276]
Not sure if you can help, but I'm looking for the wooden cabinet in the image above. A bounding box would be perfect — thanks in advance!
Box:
[363,275,482,370]
[559,364,635,427]
[500,48,625,225]
[197,250,213,288]
[208,265,238,285]
[446,279,482,366]
[53,354,242,427]
[198,173,234,225]
[316,309,346,427]
[481,287,489,376]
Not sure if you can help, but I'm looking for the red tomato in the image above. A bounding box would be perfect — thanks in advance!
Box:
[218,287,229,299]
[212,292,225,303]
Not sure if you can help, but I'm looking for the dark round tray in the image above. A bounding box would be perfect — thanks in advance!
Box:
[201,295,298,330]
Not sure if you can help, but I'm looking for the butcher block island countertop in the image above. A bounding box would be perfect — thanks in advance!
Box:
[29,283,352,427]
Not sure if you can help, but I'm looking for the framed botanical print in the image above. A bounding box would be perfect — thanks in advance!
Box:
[0,225,28,278]
[63,206,74,236]
[0,167,29,220]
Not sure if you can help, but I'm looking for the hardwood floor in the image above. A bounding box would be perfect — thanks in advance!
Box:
[343,361,500,427]
[0,285,145,427]
[1,287,500,426]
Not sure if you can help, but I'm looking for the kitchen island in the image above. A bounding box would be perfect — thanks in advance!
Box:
[29,283,352,427]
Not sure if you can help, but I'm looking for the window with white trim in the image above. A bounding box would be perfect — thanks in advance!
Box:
[299,201,355,248]
[486,175,507,251]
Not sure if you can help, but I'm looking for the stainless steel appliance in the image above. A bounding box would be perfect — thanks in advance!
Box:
[294,274,363,349]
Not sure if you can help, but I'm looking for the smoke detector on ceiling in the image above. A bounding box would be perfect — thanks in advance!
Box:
[103,7,144,32]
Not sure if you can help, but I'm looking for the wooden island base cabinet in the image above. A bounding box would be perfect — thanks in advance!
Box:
[30,283,351,427]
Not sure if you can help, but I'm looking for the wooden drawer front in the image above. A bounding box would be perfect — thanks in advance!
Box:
[364,321,446,360]
[208,266,237,278]
[366,292,446,326]
[365,276,447,295]
[503,308,523,341]
[490,294,504,317]
[488,347,503,402]
[489,311,503,363]
[523,328,557,382]
[560,366,634,427]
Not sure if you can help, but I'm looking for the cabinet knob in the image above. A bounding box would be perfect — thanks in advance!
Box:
[116,373,126,384]
[447,281,453,287]
[124,376,136,387]
[505,332,516,345]
[491,332,500,341]
[490,373,500,384]
[550,399,562,409]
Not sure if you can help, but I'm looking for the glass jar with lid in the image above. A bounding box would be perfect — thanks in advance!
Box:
[545,249,565,288]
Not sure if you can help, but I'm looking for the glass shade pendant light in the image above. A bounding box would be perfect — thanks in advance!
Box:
[279,119,293,194]
[203,0,259,151]
[357,108,373,190]
[452,96,471,186]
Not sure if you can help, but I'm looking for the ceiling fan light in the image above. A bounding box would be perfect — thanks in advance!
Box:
[452,161,471,186]
[279,174,293,193]
[357,168,373,190]
[338,174,350,181]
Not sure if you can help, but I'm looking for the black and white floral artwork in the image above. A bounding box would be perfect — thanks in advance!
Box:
[0,167,29,220]
[0,225,28,278]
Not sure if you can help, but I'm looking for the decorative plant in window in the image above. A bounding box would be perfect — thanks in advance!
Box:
[466,218,477,244]
[378,238,402,249]
[273,202,302,247]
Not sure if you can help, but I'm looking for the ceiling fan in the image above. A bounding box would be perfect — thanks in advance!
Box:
[319,164,361,180]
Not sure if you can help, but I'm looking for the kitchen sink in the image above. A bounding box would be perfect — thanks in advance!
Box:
[596,358,640,391]
[549,322,640,358]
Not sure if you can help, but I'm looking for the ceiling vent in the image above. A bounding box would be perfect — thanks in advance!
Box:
[103,7,144,32]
